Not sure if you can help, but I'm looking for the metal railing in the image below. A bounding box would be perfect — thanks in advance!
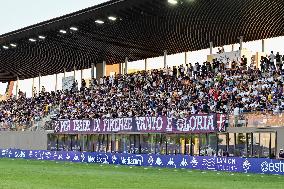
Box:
[228,112,284,128]
[2,111,284,131]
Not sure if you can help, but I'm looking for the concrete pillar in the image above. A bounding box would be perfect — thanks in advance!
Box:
[73,66,76,78]
[15,76,19,99]
[96,62,106,80]
[164,50,167,68]
[91,64,95,78]
[63,68,66,78]
[119,63,123,75]
[38,73,41,93]
[80,69,83,89]
[209,42,213,55]
[231,44,234,52]
[32,78,35,97]
[262,39,265,52]
[102,61,106,77]
[145,59,148,71]
[185,52,188,66]
[240,36,244,50]
[55,74,58,91]
[125,58,128,74]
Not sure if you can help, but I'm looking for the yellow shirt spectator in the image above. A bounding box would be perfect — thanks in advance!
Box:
[268,94,272,102]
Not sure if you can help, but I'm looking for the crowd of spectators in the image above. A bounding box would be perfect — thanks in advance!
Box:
[58,51,284,120]
[0,90,54,130]
[0,51,284,126]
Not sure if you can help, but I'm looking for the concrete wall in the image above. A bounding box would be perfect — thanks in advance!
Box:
[96,63,120,79]
[106,64,120,76]
[0,131,49,150]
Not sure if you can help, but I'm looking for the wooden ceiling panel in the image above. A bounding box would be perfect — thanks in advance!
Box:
[0,0,284,81]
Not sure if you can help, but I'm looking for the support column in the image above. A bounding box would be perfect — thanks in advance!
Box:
[240,36,244,50]
[63,68,66,78]
[231,44,234,52]
[145,59,148,71]
[119,63,123,75]
[184,52,188,66]
[96,62,106,80]
[102,61,106,77]
[55,74,58,92]
[80,69,83,89]
[38,73,41,93]
[164,50,167,68]
[91,64,95,78]
[15,76,19,99]
[209,42,213,55]
[262,39,265,52]
[73,66,76,78]
[32,78,35,97]
[125,58,128,74]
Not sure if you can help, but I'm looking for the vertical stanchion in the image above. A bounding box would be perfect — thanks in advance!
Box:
[63,68,66,78]
[55,74,58,91]
[15,76,19,99]
[38,73,41,93]
[240,36,244,50]
[262,39,265,52]
[145,59,148,71]
[209,42,213,55]
[125,58,128,74]
[164,50,167,68]
[102,61,106,77]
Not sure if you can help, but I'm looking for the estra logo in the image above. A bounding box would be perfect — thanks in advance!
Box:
[261,161,284,173]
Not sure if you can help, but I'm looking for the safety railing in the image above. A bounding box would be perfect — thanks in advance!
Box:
[228,112,284,127]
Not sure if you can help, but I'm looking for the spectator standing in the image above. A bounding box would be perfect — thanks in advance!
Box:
[173,66,177,77]
[269,51,276,68]
[276,52,281,71]
[260,57,265,73]
[32,87,37,97]
[233,106,241,127]
[279,149,284,159]
[193,63,198,78]
[186,63,192,77]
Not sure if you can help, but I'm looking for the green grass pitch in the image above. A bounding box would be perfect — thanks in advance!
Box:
[0,158,283,189]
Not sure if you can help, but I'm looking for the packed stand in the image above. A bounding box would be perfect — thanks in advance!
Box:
[0,51,284,127]
[58,51,284,120]
[0,88,55,130]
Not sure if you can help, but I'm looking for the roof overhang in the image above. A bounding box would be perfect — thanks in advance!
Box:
[1,0,284,81]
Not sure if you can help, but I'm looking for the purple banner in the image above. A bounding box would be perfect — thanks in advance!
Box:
[1,149,284,175]
[54,114,226,134]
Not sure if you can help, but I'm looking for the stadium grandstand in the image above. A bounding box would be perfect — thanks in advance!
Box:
[1,0,284,182]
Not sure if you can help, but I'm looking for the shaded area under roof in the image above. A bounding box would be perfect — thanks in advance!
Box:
[0,0,284,81]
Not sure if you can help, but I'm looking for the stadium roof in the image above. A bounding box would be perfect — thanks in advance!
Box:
[0,0,284,81]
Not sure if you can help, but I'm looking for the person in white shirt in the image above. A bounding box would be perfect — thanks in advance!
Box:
[99,77,104,85]
[269,51,276,67]
[193,64,198,79]
[233,106,241,127]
